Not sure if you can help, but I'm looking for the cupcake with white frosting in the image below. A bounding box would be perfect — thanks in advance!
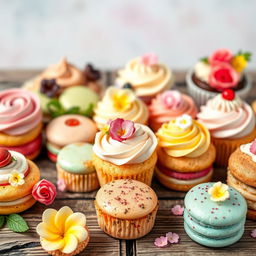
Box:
[92,118,158,186]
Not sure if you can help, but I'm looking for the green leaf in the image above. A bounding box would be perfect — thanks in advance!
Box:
[200,57,208,64]
[81,103,94,118]
[47,99,65,118]
[236,50,252,61]
[0,216,5,228]
[6,214,29,233]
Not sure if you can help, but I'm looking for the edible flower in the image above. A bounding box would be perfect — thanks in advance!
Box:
[57,179,67,192]
[171,205,184,216]
[141,53,158,66]
[8,170,25,187]
[209,49,233,65]
[208,181,230,202]
[231,55,247,72]
[109,118,136,142]
[251,229,256,238]
[154,236,168,248]
[166,232,180,244]
[161,90,182,109]
[36,206,88,254]
[174,114,192,130]
[250,140,256,155]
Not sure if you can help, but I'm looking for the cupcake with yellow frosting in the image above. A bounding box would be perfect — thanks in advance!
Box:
[93,118,158,186]
[197,89,256,167]
[155,114,216,191]
[116,53,174,103]
[93,87,148,129]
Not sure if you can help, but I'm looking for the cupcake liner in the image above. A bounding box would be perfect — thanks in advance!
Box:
[95,201,158,239]
[57,165,100,192]
[186,69,252,107]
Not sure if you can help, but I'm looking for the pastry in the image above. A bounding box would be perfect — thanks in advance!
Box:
[37,206,90,256]
[0,149,40,214]
[148,90,198,132]
[57,143,99,192]
[184,182,247,247]
[155,114,216,191]
[93,118,158,186]
[0,88,43,159]
[197,89,256,167]
[186,48,252,106]
[227,140,256,220]
[46,114,97,162]
[95,179,158,239]
[115,53,174,103]
[93,86,148,129]
[252,100,256,115]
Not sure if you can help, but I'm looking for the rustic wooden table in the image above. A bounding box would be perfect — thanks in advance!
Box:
[0,70,255,256]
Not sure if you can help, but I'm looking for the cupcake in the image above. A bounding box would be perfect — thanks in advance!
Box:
[0,88,43,160]
[155,114,216,191]
[252,100,256,115]
[148,90,198,132]
[93,86,148,129]
[46,114,97,162]
[57,143,99,192]
[184,182,247,247]
[93,118,158,186]
[94,179,158,239]
[227,140,256,220]
[115,53,174,103]
[186,49,252,106]
[37,206,90,256]
[197,89,256,167]
[0,149,40,214]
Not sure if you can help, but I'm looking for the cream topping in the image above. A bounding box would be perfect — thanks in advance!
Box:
[0,194,32,206]
[240,142,256,162]
[194,61,211,82]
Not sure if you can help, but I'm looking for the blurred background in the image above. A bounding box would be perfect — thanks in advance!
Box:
[0,0,255,70]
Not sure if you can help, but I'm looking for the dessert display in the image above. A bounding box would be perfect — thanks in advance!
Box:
[94,179,158,239]
[115,53,174,103]
[227,140,256,220]
[46,114,97,162]
[186,49,252,106]
[93,118,158,186]
[184,182,247,247]
[37,206,89,256]
[148,90,198,132]
[57,143,99,192]
[155,114,216,191]
[0,88,43,159]
[197,90,256,167]
[93,86,148,129]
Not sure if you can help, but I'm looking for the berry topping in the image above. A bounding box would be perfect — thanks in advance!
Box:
[84,64,101,81]
[222,89,235,101]
[65,118,81,127]
[123,83,133,89]
[0,149,12,167]
[250,140,256,155]
[40,79,60,98]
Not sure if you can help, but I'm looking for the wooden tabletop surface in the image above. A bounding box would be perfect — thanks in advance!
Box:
[0,70,255,256]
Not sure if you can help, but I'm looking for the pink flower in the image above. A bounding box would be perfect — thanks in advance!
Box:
[171,205,184,216]
[208,62,240,90]
[32,179,57,205]
[141,53,158,66]
[154,236,168,248]
[57,179,67,192]
[161,90,182,109]
[250,140,256,155]
[209,49,233,65]
[166,232,180,244]
[109,118,136,142]
[251,229,256,238]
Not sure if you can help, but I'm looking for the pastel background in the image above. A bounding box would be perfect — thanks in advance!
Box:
[1,0,255,70]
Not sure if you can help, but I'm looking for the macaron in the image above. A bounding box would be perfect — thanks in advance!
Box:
[184,182,247,247]
[57,143,99,192]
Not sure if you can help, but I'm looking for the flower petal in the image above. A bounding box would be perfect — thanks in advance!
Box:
[65,212,86,232]
[41,238,65,251]
[36,223,60,240]
[121,120,135,139]
[55,206,73,233]
[62,234,78,254]
[66,225,88,242]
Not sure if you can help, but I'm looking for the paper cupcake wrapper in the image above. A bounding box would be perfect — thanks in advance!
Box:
[186,69,252,107]
[57,166,100,192]
[95,202,158,239]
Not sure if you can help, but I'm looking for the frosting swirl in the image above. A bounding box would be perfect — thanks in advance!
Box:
[197,94,255,139]
[93,123,157,165]
[0,89,42,135]
[93,87,148,128]
[0,151,28,184]
[116,57,173,97]
[156,117,210,158]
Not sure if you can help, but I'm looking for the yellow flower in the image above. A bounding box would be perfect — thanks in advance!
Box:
[36,206,88,254]
[175,114,192,130]
[208,182,230,202]
[101,124,110,134]
[231,55,247,72]
[9,170,25,187]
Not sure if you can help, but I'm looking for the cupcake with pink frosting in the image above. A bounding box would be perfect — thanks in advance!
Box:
[148,90,198,131]
[0,88,43,159]
[197,89,256,167]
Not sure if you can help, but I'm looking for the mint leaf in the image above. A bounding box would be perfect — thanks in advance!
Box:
[200,57,208,63]
[243,52,252,61]
[0,216,5,228]
[6,214,29,232]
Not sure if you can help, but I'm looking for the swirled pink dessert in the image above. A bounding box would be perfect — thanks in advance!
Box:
[148,90,198,131]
